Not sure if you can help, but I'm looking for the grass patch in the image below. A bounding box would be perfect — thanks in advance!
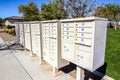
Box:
[105,28,120,79]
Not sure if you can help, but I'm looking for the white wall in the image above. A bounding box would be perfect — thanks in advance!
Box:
[5,20,15,26]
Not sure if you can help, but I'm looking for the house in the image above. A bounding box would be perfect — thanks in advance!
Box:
[4,16,23,26]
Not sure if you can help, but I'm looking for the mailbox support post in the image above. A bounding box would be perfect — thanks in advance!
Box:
[76,66,84,80]
[53,66,58,74]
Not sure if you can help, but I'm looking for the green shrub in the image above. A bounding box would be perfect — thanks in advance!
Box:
[4,27,15,35]
[7,29,12,34]
[4,28,9,33]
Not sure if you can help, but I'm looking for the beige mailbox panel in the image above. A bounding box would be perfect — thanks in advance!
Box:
[31,23,41,56]
[42,21,68,69]
[19,23,25,46]
[42,23,49,58]
[61,17,107,71]
[24,23,31,50]
[15,23,19,41]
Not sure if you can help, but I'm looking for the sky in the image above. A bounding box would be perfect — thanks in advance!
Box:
[0,0,120,19]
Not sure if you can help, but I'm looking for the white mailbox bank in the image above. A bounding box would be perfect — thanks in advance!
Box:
[23,22,32,51]
[18,23,25,47]
[61,17,107,72]
[41,20,69,73]
[30,21,42,63]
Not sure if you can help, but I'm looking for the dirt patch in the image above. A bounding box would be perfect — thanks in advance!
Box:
[0,29,16,41]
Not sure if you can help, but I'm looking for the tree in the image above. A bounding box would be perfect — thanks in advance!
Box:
[40,0,67,20]
[56,0,67,19]
[40,2,58,20]
[66,0,96,18]
[0,17,3,26]
[94,3,120,30]
[18,2,40,21]
[94,5,106,18]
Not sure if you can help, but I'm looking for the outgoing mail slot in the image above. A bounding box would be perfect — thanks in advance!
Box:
[76,27,92,33]
[75,38,92,46]
[75,44,91,52]
[75,33,92,39]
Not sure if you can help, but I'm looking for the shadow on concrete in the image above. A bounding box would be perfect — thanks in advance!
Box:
[59,62,76,73]
[84,62,107,80]
[60,62,108,80]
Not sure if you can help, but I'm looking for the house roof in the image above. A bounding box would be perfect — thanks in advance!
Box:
[5,16,23,20]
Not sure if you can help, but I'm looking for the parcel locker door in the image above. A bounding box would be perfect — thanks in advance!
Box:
[75,50,91,70]
[62,42,75,63]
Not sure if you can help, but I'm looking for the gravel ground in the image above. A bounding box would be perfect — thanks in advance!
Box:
[0,29,16,41]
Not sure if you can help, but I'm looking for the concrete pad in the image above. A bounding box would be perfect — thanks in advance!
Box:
[0,50,32,80]
[0,49,114,80]
[0,50,75,80]
[12,50,75,80]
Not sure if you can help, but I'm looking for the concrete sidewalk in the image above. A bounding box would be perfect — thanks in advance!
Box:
[0,50,75,80]
[0,50,32,80]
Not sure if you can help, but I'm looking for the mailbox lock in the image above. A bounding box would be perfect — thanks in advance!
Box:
[67,49,69,51]
[80,56,83,59]
[77,46,79,48]
[67,36,69,39]
[67,27,69,30]
[82,23,84,26]
[64,46,66,48]
[77,54,80,57]
[81,33,84,36]
[82,28,84,31]
[81,38,84,41]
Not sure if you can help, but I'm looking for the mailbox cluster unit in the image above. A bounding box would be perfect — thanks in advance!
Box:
[17,22,25,46]
[23,22,32,51]
[41,20,69,72]
[61,17,107,71]
[15,17,107,74]
[15,21,42,63]
[30,22,41,57]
